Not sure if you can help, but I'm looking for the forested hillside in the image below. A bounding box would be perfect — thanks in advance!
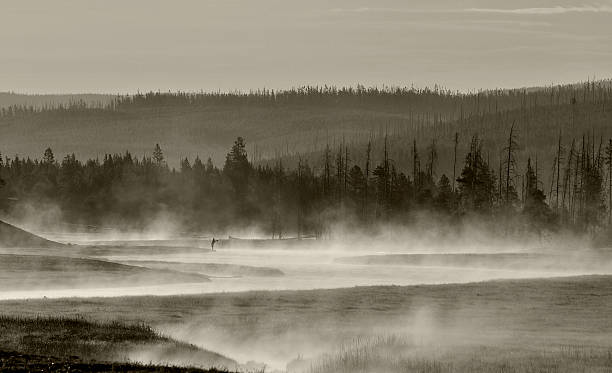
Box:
[2,80,612,240]
[286,89,612,191]
[2,81,610,168]
[1,131,612,243]
[0,92,112,109]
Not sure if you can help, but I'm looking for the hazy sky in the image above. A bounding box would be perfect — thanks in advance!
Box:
[2,0,611,93]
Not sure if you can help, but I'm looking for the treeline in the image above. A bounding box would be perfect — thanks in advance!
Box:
[2,80,612,170]
[1,132,612,240]
[3,80,611,120]
[0,92,112,111]
[276,88,612,194]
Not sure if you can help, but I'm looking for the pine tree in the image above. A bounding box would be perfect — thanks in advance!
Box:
[457,135,494,213]
[180,157,192,172]
[223,137,251,207]
[43,148,55,164]
[348,165,366,209]
[153,143,164,166]
[523,157,554,232]
[435,174,453,212]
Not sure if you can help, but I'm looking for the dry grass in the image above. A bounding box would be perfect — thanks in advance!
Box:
[0,350,231,373]
[0,316,236,370]
[0,254,210,291]
[2,276,612,371]
[306,336,612,373]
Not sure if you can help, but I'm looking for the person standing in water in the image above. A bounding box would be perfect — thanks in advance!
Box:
[210,237,218,252]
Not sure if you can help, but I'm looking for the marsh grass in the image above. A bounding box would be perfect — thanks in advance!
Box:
[0,315,166,359]
[0,254,210,291]
[0,349,231,373]
[307,336,612,373]
[0,315,236,370]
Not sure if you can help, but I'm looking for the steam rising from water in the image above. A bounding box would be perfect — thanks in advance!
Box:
[1,214,611,371]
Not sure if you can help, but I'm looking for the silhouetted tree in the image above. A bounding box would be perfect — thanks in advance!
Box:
[435,174,454,212]
[457,136,494,213]
[224,137,251,206]
[523,157,555,232]
[153,144,164,166]
[43,148,55,164]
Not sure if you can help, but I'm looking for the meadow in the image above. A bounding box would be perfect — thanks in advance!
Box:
[0,254,210,291]
[0,315,236,371]
[2,275,612,371]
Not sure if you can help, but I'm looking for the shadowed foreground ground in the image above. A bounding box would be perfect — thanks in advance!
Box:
[0,350,229,373]
[0,221,63,248]
[0,254,210,291]
[2,275,612,372]
[4,275,611,340]
[0,316,236,371]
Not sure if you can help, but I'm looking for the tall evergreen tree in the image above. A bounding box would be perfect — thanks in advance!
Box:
[457,136,494,213]
[152,144,164,166]
[523,157,555,232]
[43,148,55,165]
[223,137,251,206]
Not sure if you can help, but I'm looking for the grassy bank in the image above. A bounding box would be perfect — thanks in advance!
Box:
[305,336,612,373]
[2,275,612,371]
[0,254,210,291]
[0,349,230,373]
[0,316,236,370]
[122,260,284,277]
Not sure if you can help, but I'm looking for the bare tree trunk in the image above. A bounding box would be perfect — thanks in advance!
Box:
[498,156,503,203]
[609,139,612,225]
[521,175,525,205]
[364,141,371,221]
[505,123,515,204]
[572,149,580,223]
[535,154,539,188]
[562,140,575,221]
[297,158,302,240]
[549,157,556,204]
[556,131,562,210]
[344,144,348,220]
[452,132,458,192]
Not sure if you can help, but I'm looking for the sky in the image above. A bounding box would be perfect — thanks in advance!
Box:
[1,0,611,93]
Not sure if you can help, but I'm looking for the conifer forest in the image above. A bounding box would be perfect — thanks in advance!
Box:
[2,2,612,372]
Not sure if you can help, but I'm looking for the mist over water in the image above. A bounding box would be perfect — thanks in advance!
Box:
[0,227,605,302]
[0,247,574,301]
[2,225,611,371]
[2,1,612,370]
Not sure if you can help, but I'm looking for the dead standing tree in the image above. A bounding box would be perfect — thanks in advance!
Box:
[452,132,459,192]
[561,139,575,222]
[364,140,371,221]
[606,139,612,225]
[503,122,519,207]
[555,131,564,211]
[412,139,421,193]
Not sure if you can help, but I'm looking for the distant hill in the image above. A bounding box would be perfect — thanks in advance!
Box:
[278,95,612,186]
[0,92,114,109]
[0,80,610,169]
[0,220,63,248]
